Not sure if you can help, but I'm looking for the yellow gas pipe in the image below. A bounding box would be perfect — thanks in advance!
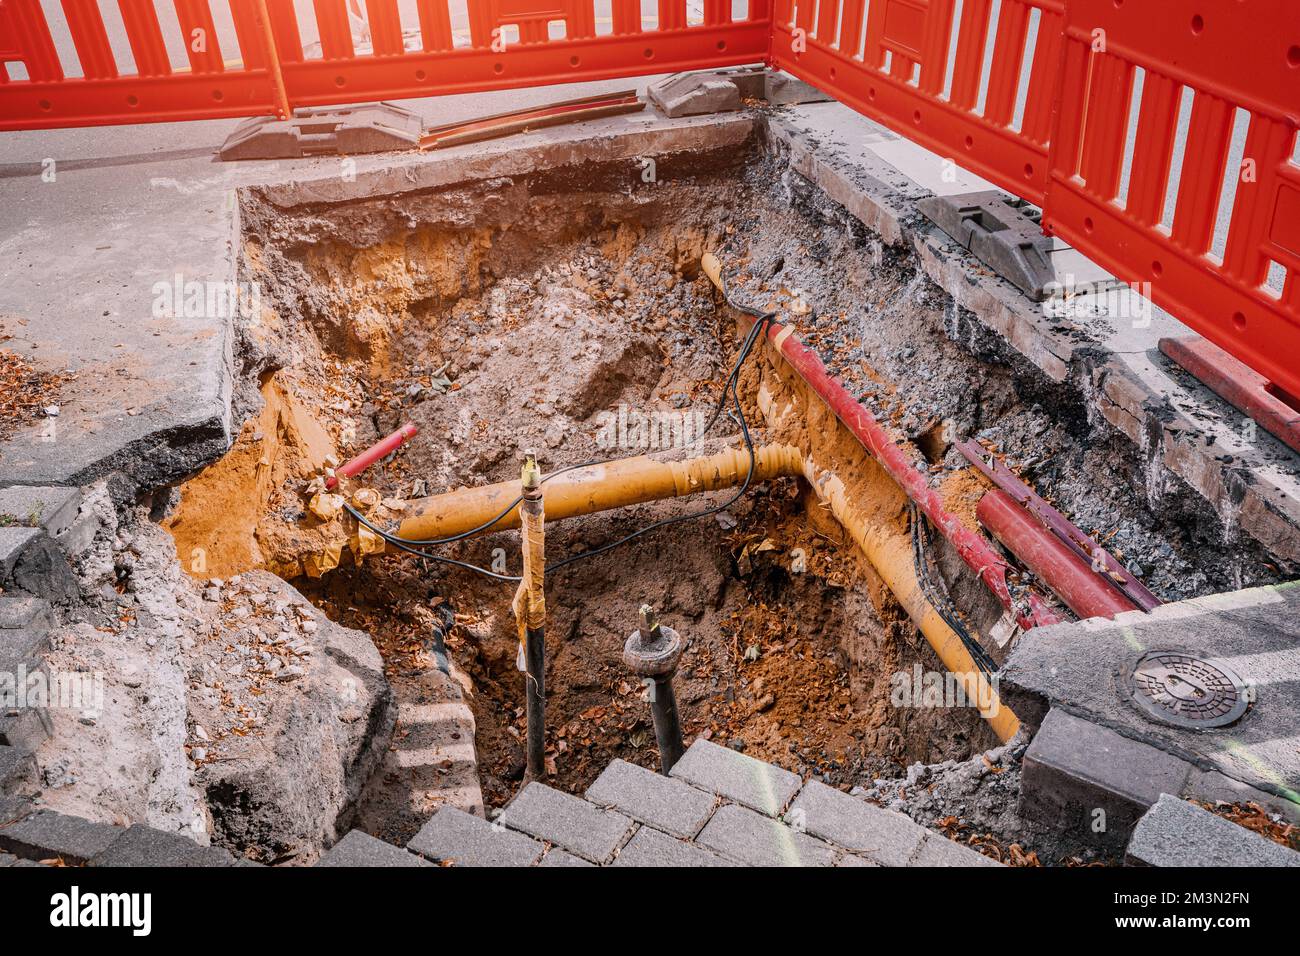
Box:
[383,441,1017,740]
[395,444,803,542]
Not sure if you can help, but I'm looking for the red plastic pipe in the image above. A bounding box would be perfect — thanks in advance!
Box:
[325,423,419,489]
[743,318,1063,630]
[977,490,1138,620]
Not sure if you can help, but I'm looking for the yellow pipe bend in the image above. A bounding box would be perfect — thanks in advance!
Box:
[389,440,1017,740]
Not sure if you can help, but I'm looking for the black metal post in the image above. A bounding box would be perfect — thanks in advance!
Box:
[524,622,545,780]
[649,673,684,773]
[623,605,686,775]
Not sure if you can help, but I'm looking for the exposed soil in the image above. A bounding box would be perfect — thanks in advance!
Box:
[157,135,1293,856]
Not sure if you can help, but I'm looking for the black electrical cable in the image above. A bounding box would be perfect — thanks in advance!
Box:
[909,501,998,678]
[545,323,774,575]
[345,503,524,582]
[389,457,604,547]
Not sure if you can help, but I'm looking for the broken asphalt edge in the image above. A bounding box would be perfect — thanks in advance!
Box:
[758,111,1300,565]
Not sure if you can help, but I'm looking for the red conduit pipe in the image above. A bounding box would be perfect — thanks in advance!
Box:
[741,317,1063,630]
[977,490,1138,620]
[325,423,419,490]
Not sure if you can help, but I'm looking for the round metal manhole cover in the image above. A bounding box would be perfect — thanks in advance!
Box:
[1127,651,1250,729]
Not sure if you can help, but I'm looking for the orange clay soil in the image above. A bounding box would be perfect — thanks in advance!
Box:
[163,371,337,579]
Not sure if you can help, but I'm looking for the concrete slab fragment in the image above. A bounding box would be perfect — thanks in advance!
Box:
[0,810,123,864]
[649,72,742,118]
[764,71,834,106]
[0,527,76,602]
[0,595,51,634]
[0,487,80,537]
[1006,584,1300,805]
[1127,794,1300,867]
[1020,708,1192,850]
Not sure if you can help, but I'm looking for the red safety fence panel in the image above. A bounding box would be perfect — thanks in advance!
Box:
[1044,0,1300,404]
[0,0,771,130]
[0,0,1295,402]
[767,0,1064,205]
[0,0,281,126]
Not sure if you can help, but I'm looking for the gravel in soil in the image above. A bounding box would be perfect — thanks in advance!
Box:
[159,141,1293,851]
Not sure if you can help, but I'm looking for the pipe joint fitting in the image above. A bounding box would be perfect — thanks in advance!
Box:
[623,625,684,679]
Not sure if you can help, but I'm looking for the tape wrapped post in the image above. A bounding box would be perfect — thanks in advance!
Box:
[511,499,546,667]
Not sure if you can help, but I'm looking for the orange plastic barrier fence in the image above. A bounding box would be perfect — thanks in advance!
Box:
[0,1,770,129]
[1045,0,1300,412]
[769,0,1064,206]
[1,1,1297,400]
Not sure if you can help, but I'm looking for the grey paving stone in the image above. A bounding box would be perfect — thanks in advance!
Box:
[648,72,741,117]
[910,834,1004,867]
[409,807,543,867]
[0,810,124,864]
[500,783,634,864]
[1127,794,1300,868]
[89,825,237,867]
[538,848,594,867]
[0,851,17,866]
[613,825,734,867]
[670,739,802,816]
[787,780,928,866]
[316,829,432,867]
[1020,708,1192,850]
[695,803,836,867]
[586,759,717,838]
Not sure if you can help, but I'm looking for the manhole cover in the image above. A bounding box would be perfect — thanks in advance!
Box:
[1127,651,1250,729]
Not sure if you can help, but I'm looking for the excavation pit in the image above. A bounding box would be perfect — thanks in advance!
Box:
[156,117,1294,861]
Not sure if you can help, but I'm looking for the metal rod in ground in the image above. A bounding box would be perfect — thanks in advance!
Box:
[624,605,686,775]
[649,674,684,773]
[515,451,547,781]
[525,623,545,779]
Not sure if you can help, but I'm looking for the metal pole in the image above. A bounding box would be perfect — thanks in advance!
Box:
[624,605,686,775]
[252,0,291,120]
[649,672,684,774]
